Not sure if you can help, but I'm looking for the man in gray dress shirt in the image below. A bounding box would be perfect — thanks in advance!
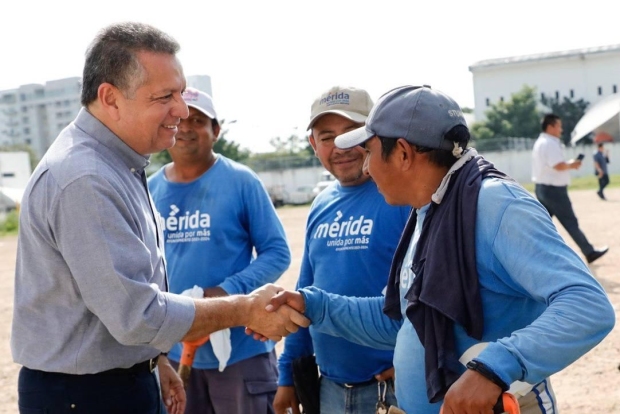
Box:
[11,22,308,414]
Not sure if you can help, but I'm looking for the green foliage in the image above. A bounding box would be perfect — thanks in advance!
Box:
[540,95,589,146]
[0,210,19,235]
[214,137,251,162]
[470,85,591,148]
[269,133,313,155]
[471,85,541,141]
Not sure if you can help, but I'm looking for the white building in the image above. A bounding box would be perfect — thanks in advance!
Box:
[470,44,620,123]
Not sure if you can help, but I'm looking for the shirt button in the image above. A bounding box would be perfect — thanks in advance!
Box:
[130,168,136,173]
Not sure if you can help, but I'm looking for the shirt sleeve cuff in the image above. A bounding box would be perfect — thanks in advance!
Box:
[151,292,196,352]
[219,279,241,295]
[475,341,524,387]
[299,286,323,324]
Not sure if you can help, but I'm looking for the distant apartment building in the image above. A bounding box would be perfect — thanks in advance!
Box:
[470,44,620,122]
[0,74,212,160]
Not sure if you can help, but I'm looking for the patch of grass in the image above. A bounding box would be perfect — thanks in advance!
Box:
[521,174,620,193]
[0,210,19,236]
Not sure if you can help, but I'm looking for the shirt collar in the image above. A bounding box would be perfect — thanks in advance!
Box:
[74,108,150,174]
[431,148,478,204]
[540,132,560,141]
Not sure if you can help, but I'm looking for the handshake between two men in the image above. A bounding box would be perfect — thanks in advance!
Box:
[244,286,306,342]
[183,284,309,344]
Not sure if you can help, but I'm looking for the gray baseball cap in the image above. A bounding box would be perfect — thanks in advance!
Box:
[334,85,467,150]
[307,86,373,130]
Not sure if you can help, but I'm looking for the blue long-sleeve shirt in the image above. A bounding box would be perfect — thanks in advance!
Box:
[278,179,410,385]
[301,177,615,413]
[148,155,291,369]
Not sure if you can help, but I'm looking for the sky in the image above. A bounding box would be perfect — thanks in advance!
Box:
[2,0,620,153]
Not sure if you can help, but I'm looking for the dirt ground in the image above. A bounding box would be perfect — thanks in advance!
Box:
[0,187,618,413]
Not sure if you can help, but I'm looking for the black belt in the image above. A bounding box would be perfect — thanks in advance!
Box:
[338,377,377,389]
[99,355,159,376]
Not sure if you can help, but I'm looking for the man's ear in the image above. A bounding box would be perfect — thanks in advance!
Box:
[97,83,121,121]
[308,134,318,155]
[396,138,415,170]
[212,122,221,142]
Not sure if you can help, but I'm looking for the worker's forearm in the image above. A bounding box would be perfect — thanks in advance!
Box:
[183,295,250,342]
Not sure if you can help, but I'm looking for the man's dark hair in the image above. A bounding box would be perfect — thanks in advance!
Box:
[541,113,561,132]
[379,125,470,169]
[598,142,604,149]
[81,22,180,106]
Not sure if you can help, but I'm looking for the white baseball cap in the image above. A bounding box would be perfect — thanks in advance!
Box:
[307,86,373,130]
[182,87,218,120]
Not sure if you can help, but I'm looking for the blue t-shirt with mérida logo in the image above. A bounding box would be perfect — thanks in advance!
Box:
[278,179,410,385]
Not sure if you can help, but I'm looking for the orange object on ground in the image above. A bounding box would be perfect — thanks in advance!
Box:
[439,392,520,414]
[178,336,209,388]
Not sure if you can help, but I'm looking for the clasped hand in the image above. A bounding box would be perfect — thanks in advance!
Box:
[245,285,309,342]
[245,287,306,342]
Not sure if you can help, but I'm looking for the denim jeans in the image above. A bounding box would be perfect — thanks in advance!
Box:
[534,184,593,255]
[18,366,164,414]
[320,376,397,414]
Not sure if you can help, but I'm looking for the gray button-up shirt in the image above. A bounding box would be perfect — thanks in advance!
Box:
[11,108,195,374]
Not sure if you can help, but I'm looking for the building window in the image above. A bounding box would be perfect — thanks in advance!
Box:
[598,86,602,95]
[614,85,618,94]
[22,117,29,123]
[23,127,30,134]
[570,89,574,98]
[500,97,504,102]
[485,98,490,106]
[25,138,32,145]
[555,91,559,100]
[21,106,28,113]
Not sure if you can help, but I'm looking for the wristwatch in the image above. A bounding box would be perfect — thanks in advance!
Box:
[466,360,509,392]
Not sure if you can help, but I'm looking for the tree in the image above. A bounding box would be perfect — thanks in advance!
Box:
[150,119,250,168]
[269,133,312,155]
[471,85,541,141]
[540,96,589,145]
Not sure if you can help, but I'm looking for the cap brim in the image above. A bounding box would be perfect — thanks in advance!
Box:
[307,110,368,130]
[335,126,374,149]
[187,103,216,120]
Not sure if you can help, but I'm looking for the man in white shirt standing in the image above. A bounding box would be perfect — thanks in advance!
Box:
[532,113,608,264]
